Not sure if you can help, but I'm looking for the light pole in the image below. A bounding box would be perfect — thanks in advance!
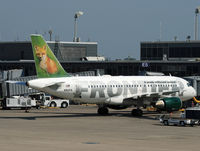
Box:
[195,7,200,40]
[73,11,84,42]
[48,29,52,41]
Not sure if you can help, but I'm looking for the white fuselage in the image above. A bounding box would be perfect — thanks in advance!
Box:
[27,75,196,105]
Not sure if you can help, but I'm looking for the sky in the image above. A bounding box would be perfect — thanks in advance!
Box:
[0,0,199,60]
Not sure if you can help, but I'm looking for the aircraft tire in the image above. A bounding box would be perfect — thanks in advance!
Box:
[131,109,143,117]
[180,121,185,126]
[98,107,109,115]
[164,120,169,126]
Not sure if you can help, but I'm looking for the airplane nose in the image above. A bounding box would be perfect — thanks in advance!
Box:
[192,87,197,97]
[183,87,197,101]
[189,87,197,98]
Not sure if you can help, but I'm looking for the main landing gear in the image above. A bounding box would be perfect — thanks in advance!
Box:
[97,107,109,115]
[97,106,143,117]
[131,108,143,117]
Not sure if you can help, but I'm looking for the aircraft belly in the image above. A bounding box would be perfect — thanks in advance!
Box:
[78,98,106,104]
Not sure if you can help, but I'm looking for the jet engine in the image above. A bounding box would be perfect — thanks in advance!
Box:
[106,96,132,110]
[155,97,182,112]
[105,96,123,105]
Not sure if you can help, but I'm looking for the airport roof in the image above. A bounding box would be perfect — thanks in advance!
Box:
[141,40,200,44]
[0,41,97,45]
[0,60,200,64]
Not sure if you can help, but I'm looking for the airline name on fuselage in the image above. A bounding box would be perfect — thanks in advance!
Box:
[64,80,184,98]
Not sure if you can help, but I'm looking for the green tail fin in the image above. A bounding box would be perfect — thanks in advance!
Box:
[31,34,70,78]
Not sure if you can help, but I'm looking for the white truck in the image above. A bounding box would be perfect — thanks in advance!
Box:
[28,93,69,108]
[42,95,69,108]
[2,96,36,110]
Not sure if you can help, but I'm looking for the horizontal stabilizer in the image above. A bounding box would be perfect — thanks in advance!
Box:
[6,80,27,86]
[42,82,64,88]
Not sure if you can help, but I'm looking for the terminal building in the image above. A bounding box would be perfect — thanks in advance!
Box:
[140,40,200,61]
[0,40,200,77]
[0,41,97,61]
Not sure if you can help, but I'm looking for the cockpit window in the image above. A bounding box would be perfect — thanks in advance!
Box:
[187,82,191,87]
[183,78,193,87]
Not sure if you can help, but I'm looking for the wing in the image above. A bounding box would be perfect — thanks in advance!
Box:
[124,90,180,100]
[40,82,64,88]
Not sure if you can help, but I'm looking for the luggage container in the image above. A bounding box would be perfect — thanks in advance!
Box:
[186,107,200,119]
[2,96,36,109]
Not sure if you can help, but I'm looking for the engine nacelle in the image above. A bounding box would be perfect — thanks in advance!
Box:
[105,96,124,105]
[155,97,182,112]
[105,96,131,110]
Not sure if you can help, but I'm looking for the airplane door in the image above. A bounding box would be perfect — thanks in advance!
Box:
[74,81,89,99]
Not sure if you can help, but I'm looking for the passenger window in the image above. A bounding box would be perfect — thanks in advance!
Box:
[27,100,31,105]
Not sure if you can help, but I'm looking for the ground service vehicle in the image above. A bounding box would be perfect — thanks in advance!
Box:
[2,96,36,109]
[43,95,69,108]
[29,93,69,108]
[159,114,198,126]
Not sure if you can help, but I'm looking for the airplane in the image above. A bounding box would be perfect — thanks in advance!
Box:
[12,34,197,116]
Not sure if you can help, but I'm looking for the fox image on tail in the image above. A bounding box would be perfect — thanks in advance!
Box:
[31,34,69,78]
[35,45,58,74]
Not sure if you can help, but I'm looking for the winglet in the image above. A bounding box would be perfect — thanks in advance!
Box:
[30,34,70,78]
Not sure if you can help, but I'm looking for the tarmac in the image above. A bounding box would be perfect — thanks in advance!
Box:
[0,105,200,151]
